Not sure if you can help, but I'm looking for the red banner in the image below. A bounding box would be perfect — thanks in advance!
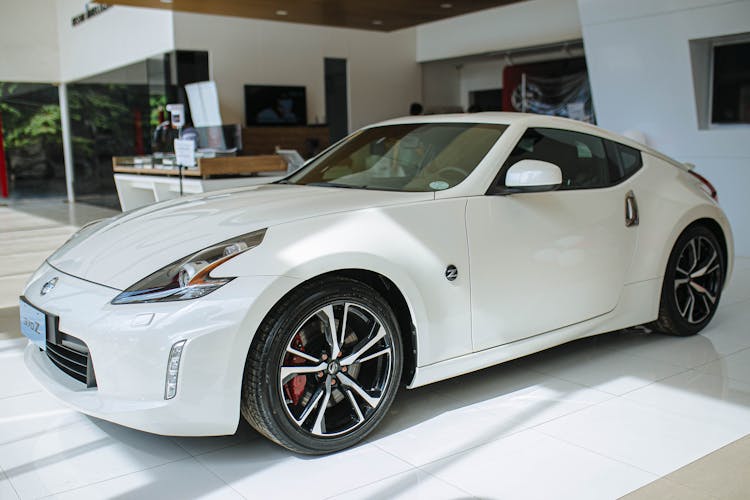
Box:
[501,58,595,123]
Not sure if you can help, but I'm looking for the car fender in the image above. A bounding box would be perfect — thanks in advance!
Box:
[628,154,734,289]
[216,200,474,369]
[654,203,734,290]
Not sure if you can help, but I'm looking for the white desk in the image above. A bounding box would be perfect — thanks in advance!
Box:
[114,173,283,211]
[112,154,287,211]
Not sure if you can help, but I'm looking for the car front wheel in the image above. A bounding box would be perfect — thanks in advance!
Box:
[241,277,403,454]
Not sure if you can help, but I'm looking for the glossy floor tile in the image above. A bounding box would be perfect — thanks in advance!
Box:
[371,367,612,466]
[51,457,245,500]
[0,206,77,310]
[0,205,748,499]
[535,396,742,476]
[526,338,688,396]
[624,433,750,500]
[195,439,412,499]
[0,468,19,500]
[0,391,85,446]
[623,369,750,430]
[4,199,120,229]
[421,429,658,500]
[0,339,43,399]
[329,469,471,499]
[663,433,750,499]
[697,347,750,385]
[0,417,190,498]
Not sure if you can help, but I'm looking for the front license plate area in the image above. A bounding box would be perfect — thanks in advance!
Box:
[19,298,48,350]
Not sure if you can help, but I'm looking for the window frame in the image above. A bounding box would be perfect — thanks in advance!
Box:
[486,126,644,195]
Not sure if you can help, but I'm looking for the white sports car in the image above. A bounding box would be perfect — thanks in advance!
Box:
[20,113,733,454]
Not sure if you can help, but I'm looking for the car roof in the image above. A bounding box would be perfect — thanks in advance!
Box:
[370,112,686,170]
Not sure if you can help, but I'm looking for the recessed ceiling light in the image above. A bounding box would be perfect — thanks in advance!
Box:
[372,19,383,25]
[160,0,173,3]
[276,9,288,16]
[440,3,453,8]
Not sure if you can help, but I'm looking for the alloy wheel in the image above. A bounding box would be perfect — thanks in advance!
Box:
[278,302,394,437]
[673,235,722,324]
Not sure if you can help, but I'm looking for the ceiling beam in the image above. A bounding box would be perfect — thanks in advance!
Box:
[105,0,524,32]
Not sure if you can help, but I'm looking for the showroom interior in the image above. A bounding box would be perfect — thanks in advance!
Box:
[1,0,749,498]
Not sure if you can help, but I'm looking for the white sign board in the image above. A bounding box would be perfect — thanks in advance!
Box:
[174,139,196,167]
[185,81,223,127]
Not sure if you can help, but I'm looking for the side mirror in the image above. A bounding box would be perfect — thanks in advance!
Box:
[503,159,563,193]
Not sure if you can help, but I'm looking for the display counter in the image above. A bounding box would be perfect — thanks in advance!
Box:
[113,155,286,210]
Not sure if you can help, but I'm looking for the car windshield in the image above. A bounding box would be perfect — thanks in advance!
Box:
[285,123,507,192]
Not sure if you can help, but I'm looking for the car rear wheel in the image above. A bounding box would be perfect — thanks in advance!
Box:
[241,277,403,454]
[651,225,724,336]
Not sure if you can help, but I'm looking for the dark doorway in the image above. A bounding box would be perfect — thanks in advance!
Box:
[325,58,349,142]
[469,88,503,112]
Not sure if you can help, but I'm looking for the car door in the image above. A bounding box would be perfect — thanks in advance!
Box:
[466,127,641,351]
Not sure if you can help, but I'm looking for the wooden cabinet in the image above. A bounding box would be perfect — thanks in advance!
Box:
[241,126,330,157]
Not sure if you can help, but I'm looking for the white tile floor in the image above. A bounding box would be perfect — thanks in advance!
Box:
[1,204,749,499]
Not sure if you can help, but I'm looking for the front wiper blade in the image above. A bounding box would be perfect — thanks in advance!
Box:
[306,182,364,189]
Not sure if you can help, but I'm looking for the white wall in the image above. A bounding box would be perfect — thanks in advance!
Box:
[459,60,504,110]
[173,12,421,131]
[55,2,174,82]
[422,61,462,111]
[416,0,582,62]
[76,61,148,85]
[578,0,750,255]
[0,0,60,82]
[422,59,504,112]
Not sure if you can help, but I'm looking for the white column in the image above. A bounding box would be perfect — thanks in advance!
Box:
[58,83,75,203]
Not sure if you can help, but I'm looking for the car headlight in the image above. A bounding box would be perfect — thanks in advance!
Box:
[111,229,266,305]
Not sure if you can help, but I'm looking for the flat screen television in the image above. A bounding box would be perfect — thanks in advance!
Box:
[245,85,307,126]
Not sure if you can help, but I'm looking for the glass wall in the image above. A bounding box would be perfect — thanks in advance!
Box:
[68,51,208,209]
[1,51,209,207]
[69,60,156,208]
[0,83,66,198]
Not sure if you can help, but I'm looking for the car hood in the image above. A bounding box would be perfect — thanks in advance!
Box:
[48,184,434,289]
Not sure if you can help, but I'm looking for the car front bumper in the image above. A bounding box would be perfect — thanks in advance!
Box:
[22,262,300,436]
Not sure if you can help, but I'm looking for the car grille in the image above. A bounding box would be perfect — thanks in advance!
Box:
[46,332,97,388]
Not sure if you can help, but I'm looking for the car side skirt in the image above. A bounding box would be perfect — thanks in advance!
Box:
[408,278,660,388]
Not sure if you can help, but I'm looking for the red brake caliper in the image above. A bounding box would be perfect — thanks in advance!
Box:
[284,333,308,406]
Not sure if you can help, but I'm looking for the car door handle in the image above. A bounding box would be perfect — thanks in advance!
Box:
[625,190,639,227]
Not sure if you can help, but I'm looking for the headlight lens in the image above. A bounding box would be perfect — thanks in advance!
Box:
[111,229,266,304]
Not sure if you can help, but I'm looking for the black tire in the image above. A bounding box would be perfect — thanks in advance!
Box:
[650,224,725,336]
[241,276,403,454]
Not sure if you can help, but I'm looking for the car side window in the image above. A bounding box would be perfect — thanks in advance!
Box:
[606,141,643,183]
[499,128,613,190]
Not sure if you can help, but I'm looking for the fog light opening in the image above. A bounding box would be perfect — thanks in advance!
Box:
[165,340,186,400]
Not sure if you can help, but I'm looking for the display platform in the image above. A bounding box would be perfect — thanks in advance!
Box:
[112,155,285,210]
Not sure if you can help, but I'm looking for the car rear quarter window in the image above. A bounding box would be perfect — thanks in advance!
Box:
[606,142,643,183]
